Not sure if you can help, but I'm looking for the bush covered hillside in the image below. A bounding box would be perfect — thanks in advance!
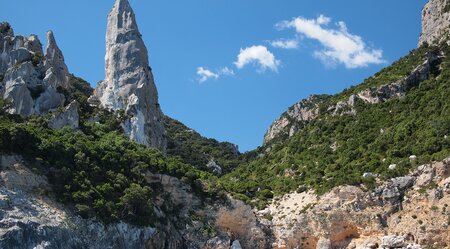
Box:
[0,76,223,227]
[164,116,241,173]
[220,43,450,207]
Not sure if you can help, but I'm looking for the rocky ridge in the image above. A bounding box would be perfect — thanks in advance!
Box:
[265,0,449,145]
[264,46,443,145]
[0,23,71,117]
[91,0,166,152]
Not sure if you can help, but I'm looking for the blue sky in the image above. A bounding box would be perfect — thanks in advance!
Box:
[1,0,427,152]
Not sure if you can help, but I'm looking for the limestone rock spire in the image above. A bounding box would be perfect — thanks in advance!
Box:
[44,31,69,89]
[92,0,167,152]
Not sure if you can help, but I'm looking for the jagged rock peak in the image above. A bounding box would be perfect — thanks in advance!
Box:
[419,0,450,46]
[44,31,69,89]
[92,0,167,152]
[0,24,67,116]
[109,0,138,33]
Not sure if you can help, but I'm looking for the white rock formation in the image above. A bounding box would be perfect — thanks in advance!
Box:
[419,0,450,46]
[92,0,166,152]
[0,23,69,116]
[44,31,69,89]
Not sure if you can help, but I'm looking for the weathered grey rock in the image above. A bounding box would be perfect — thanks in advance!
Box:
[391,176,415,190]
[49,100,79,129]
[0,22,43,75]
[92,0,166,152]
[2,62,38,116]
[419,0,450,46]
[381,235,405,248]
[332,94,357,116]
[206,159,223,175]
[0,24,68,116]
[375,177,414,205]
[34,86,65,114]
[231,240,242,249]
[264,95,324,144]
[44,31,69,89]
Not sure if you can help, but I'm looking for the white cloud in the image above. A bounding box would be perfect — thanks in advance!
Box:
[196,66,235,83]
[270,39,299,49]
[234,45,280,72]
[196,67,219,83]
[219,67,235,76]
[277,15,385,68]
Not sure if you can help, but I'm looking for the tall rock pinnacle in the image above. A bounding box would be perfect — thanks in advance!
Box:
[92,0,166,151]
[44,31,69,89]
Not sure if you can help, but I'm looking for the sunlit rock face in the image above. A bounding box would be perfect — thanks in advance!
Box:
[92,0,166,152]
[419,0,450,46]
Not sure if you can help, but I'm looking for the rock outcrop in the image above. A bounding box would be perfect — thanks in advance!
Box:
[419,0,450,46]
[0,23,69,116]
[92,0,166,152]
[0,155,158,249]
[260,157,450,249]
[49,100,79,130]
[264,95,326,145]
[43,31,69,89]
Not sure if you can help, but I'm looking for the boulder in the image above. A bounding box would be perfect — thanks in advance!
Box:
[381,235,405,248]
[206,159,223,175]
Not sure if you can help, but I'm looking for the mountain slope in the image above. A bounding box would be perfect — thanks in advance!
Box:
[164,116,241,174]
[222,42,450,204]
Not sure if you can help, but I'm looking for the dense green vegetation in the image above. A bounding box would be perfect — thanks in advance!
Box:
[220,44,450,208]
[164,116,241,173]
[0,92,222,227]
[0,40,448,226]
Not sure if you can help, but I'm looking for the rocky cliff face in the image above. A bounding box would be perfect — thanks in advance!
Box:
[259,157,450,249]
[0,156,158,249]
[419,0,450,46]
[0,23,69,116]
[264,95,325,145]
[92,0,166,152]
